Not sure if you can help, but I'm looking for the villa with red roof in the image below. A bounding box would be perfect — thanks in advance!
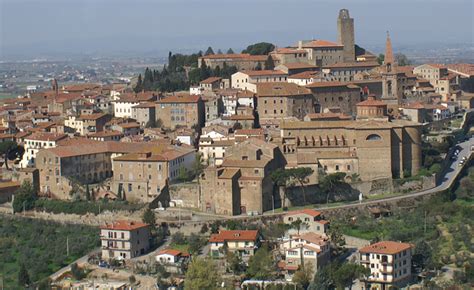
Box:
[209,230,261,260]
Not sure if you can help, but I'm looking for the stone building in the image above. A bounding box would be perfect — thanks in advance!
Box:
[131,102,156,127]
[198,53,267,70]
[256,82,315,121]
[64,113,112,135]
[306,82,361,116]
[279,118,422,181]
[113,92,159,118]
[200,138,285,215]
[111,145,196,203]
[294,40,344,67]
[270,48,310,66]
[20,132,68,168]
[337,9,356,63]
[322,62,379,82]
[155,95,205,130]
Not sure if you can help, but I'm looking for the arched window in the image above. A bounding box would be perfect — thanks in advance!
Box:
[366,134,382,141]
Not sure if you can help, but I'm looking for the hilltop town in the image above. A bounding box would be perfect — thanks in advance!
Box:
[0,8,473,290]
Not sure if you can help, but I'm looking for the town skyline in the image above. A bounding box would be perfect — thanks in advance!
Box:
[1,0,473,59]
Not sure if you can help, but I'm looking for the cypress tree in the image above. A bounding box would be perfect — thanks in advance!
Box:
[227,48,234,54]
[264,55,275,70]
[205,46,215,55]
[134,74,143,93]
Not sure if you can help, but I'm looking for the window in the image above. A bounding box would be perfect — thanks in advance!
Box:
[128,183,132,191]
[335,165,339,171]
[366,134,382,141]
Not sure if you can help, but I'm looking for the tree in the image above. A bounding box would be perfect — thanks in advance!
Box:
[264,55,275,70]
[242,42,275,55]
[412,240,433,271]
[217,49,223,54]
[227,48,234,54]
[246,247,275,280]
[134,74,143,93]
[184,258,220,290]
[376,54,385,65]
[293,263,314,289]
[142,207,156,228]
[178,166,189,182]
[226,250,243,274]
[188,233,204,255]
[171,232,186,244]
[309,263,334,290]
[255,62,263,70]
[71,262,86,280]
[18,263,30,287]
[395,53,411,66]
[205,46,215,55]
[289,167,314,204]
[85,184,91,201]
[333,263,369,290]
[192,154,205,179]
[291,219,309,235]
[319,172,346,204]
[0,141,24,170]
[328,224,346,255]
[12,180,37,213]
[271,169,291,209]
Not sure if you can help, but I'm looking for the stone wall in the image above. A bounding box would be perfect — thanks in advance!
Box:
[168,182,200,209]
[344,235,370,248]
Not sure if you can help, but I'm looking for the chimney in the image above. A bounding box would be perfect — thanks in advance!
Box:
[298,41,303,49]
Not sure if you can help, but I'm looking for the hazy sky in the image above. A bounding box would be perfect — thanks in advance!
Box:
[1,0,473,58]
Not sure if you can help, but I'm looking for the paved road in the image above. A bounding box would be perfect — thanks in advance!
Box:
[49,248,100,280]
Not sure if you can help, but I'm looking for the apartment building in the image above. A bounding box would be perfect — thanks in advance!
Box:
[100,220,150,260]
[131,102,156,127]
[20,132,68,168]
[209,230,261,261]
[155,95,205,130]
[113,92,158,118]
[322,62,379,82]
[359,241,413,289]
[231,70,288,93]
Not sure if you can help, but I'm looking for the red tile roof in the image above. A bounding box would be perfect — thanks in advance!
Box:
[101,220,149,231]
[209,230,259,243]
[272,48,307,54]
[300,40,343,48]
[158,249,184,256]
[357,96,387,107]
[26,132,67,142]
[360,241,412,255]
[243,70,287,77]
[77,113,108,120]
[256,82,311,97]
[285,209,322,218]
[200,77,222,84]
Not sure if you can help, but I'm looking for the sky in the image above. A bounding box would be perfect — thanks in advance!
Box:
[1,0,473,59]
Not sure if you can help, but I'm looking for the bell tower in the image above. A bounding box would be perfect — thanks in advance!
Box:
[381,32,401,105]
[337,9,355,63]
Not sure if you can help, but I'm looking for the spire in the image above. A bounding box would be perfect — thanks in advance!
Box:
[384,31,395,72]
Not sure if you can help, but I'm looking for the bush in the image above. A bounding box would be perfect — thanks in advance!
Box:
[33,199,144,215]
[171,232,186,244]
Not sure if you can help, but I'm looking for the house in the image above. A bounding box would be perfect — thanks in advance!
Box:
[87,130,124,141]
[359,241,413,289]
[100,220,150,260]
[132,102,156,127]
[156,249,190,274]
[209,230,260,260]
[199,138,235,166]
[199,77,224,91]
[113,92,158,118]
[279,232,330,277]
[231,70,288,93]
[283,209,330,236]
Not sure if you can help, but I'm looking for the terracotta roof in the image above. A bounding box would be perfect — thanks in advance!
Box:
[209,230,259,243]
[225,114,255,121]
[285,209,322,218]
[133,102,156,109]
[157,95,201,103]
[288,71,321,79]
[360,241,412,255]
[305,112,352,120]
[221,158,270,168]
[118,122,140,129]
[256,82,311,97]
[242,70,287,77]
[324,62,379,69]
[299,40,343,48]
[88,130,124,138]
[218,168,240,179]
[293,232,328,246]
[77,113,108,120]
[0,181,20,189]
[158,249,186,256]
[234,128,264,136]
[200,77,222,84]
[26,132,67,142]
[306,81,355,89]
[402,102,425,110]
[101,220,149,231]
[357,96,387,107]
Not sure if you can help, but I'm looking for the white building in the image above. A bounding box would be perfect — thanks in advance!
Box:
[359,241,413,289]
[231,70,288,93]
[199,138,234,166]
[100,220,150,260]
[283,209,330,237]
[20,132,67,168]
[209,230,260,261]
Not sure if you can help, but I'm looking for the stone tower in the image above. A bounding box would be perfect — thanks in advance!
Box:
[337,9,355,63]
[381,32,401,105]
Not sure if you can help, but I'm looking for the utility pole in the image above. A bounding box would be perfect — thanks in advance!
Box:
[66,236,69,256]
[424,210,427,234]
